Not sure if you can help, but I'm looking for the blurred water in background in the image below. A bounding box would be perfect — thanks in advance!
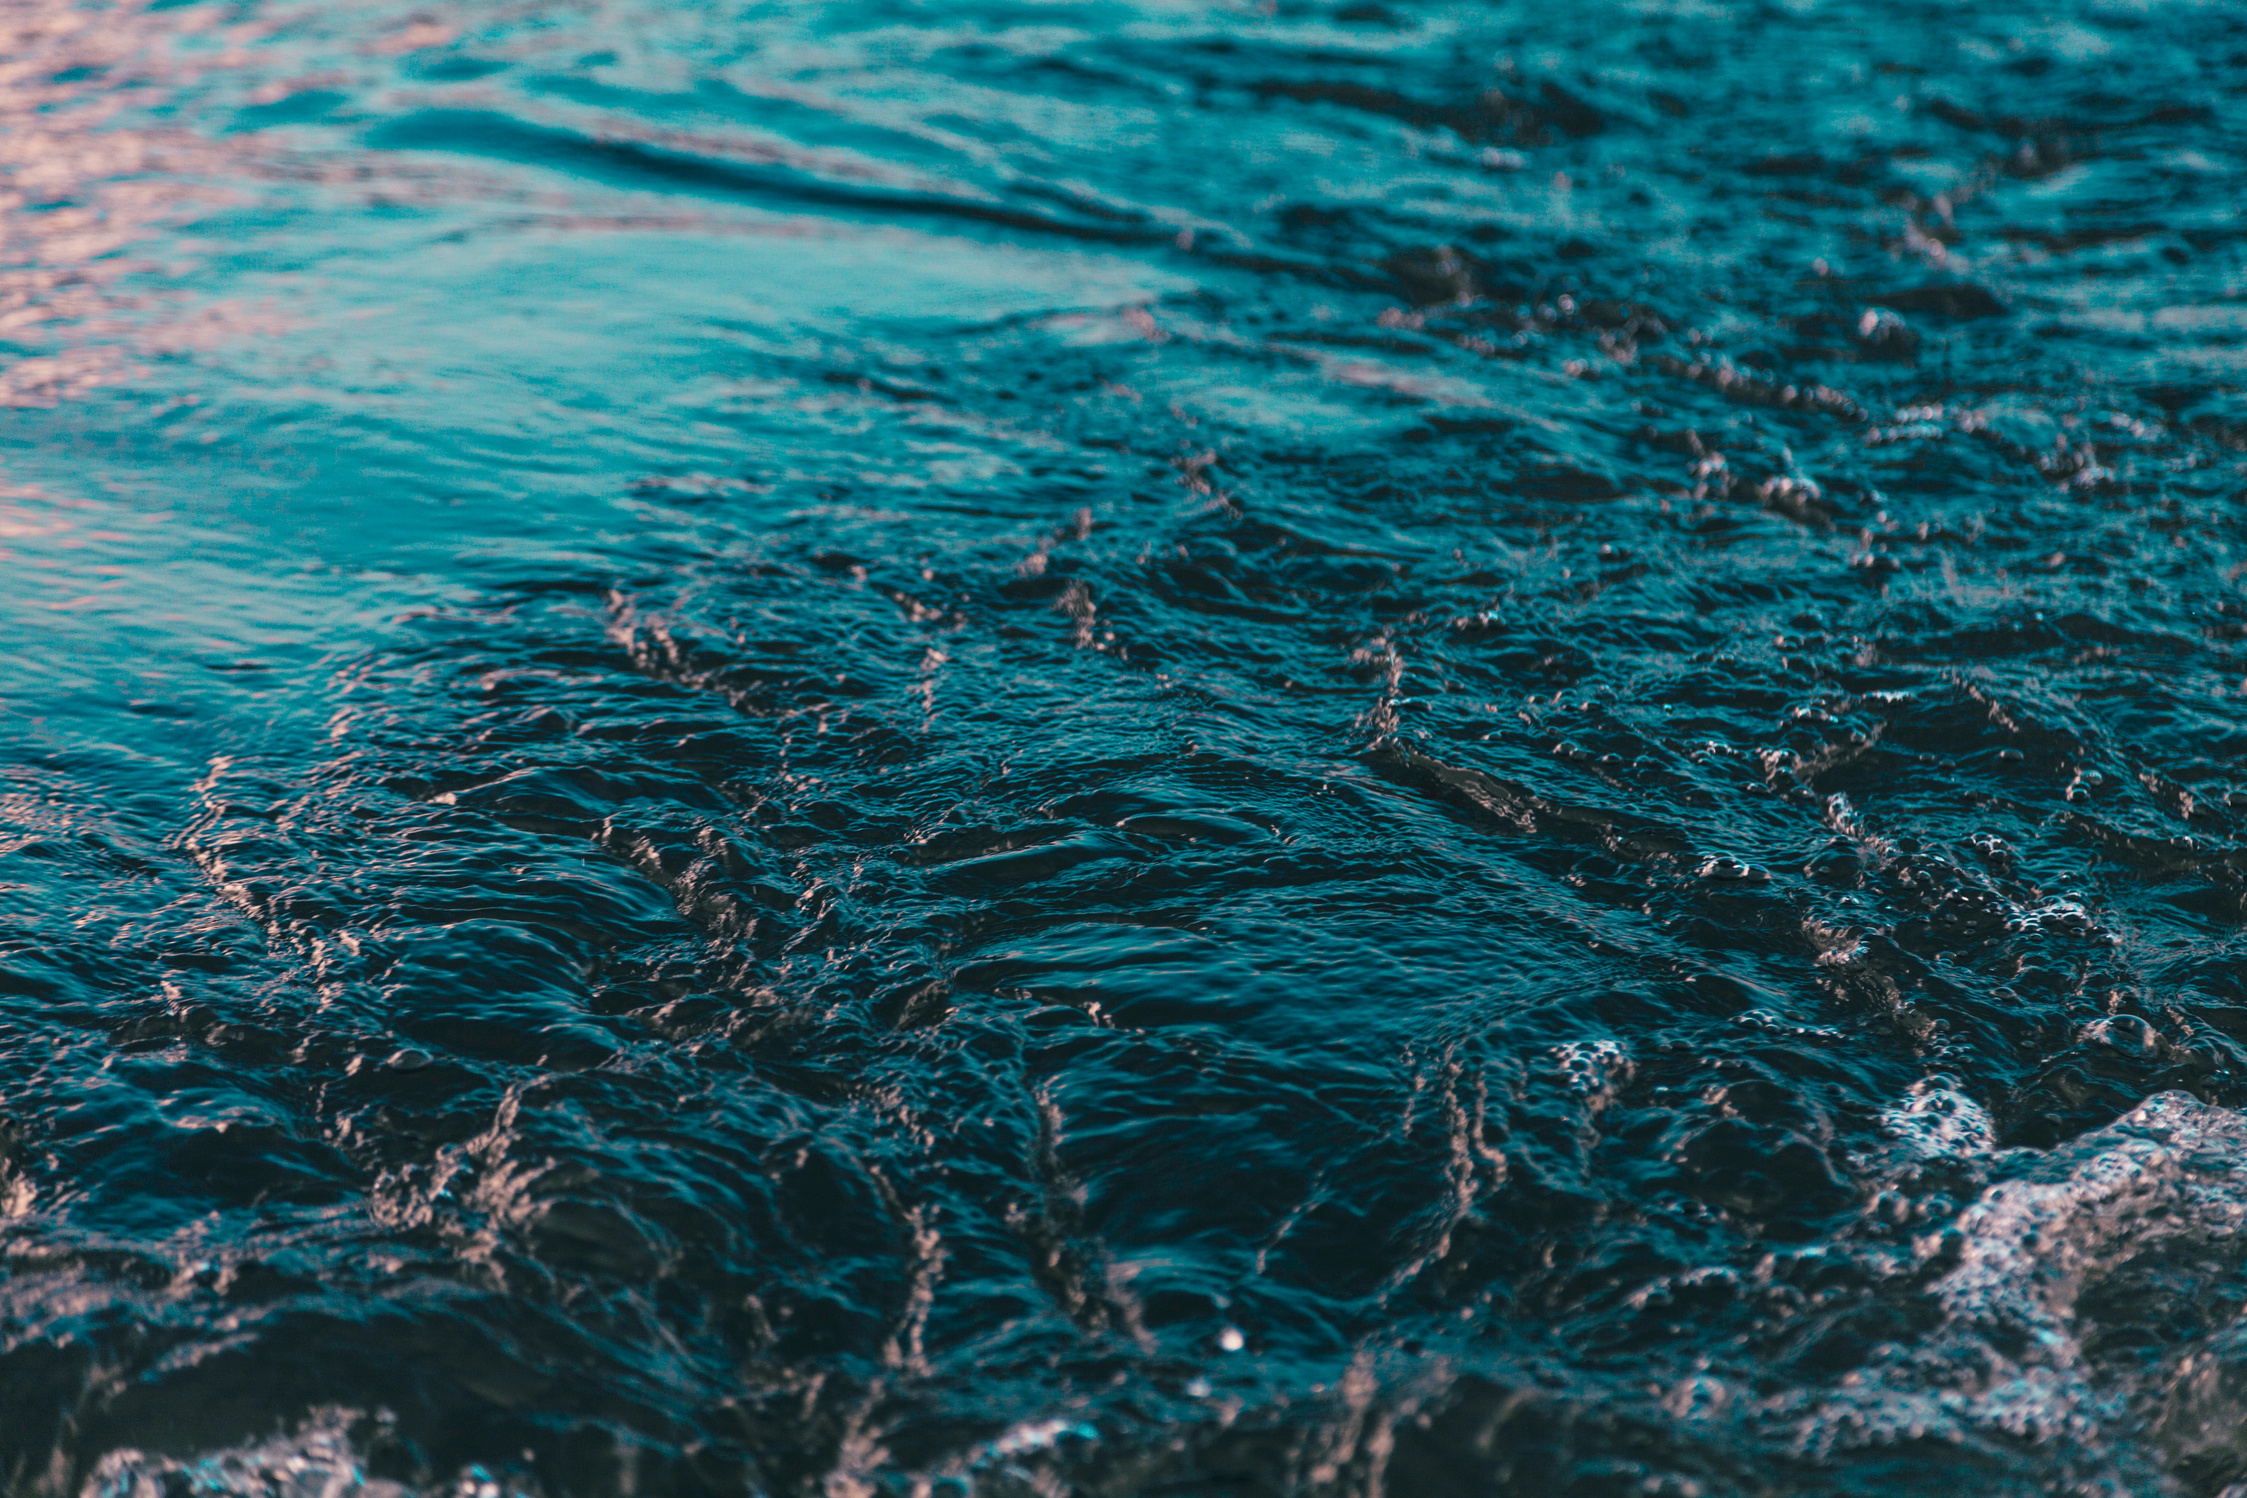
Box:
[5,0,2247,1492]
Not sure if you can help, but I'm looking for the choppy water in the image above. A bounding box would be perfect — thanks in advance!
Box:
[5,0,2247,1492]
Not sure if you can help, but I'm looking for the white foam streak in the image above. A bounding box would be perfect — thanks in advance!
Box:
[1786,1092,2247,1483]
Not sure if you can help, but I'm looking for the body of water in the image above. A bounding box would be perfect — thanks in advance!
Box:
[5,0,2247,1492]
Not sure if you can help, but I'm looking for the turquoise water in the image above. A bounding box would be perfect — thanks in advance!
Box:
[6,0,2247,1492]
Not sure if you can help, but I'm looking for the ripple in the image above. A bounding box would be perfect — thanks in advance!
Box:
[2,0,2246,1491]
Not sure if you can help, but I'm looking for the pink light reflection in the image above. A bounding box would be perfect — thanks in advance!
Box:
[0,0,264,406]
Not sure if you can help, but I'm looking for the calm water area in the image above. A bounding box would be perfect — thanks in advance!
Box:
[4,0,2247,1493]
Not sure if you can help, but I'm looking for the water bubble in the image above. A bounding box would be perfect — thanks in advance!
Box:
[1696,855,1766,881]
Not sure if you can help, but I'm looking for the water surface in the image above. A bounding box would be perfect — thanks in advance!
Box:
[5,0,2247,1492]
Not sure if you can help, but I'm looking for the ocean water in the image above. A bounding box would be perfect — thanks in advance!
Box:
[4,0,2247,1492]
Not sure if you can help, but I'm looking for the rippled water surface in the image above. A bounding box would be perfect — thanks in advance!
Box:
[6,0,2247,1492]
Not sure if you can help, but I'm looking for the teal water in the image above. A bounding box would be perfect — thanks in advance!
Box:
[6,0,2247,1492]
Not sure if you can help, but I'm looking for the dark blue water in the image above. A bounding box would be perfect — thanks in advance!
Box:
[6,0,2247,1492]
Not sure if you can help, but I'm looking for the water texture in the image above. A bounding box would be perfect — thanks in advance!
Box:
[4,0,2247,1492]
